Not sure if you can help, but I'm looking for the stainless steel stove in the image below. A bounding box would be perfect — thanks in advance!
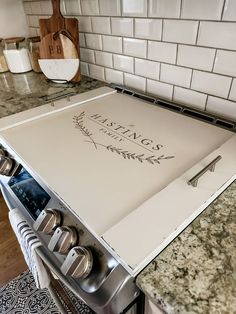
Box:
[0,86,236,313]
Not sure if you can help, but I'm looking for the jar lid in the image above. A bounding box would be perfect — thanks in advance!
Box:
[27,36,41,43]
[4,37,25,44]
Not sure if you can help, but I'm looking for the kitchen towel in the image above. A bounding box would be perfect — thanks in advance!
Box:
[8,208,50,289]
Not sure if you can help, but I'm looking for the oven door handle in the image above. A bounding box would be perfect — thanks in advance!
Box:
[36,246,88,305]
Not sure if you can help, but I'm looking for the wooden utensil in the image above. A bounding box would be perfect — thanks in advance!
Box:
[39,0,80,82]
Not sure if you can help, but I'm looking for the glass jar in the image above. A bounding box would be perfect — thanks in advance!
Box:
[3,37,32,73]
[27,36,42,73]
[0,38,9,73]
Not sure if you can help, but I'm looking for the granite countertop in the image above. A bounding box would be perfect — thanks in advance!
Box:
[0,71,106,118]
[137,180,236,313]
[1,71,235,314]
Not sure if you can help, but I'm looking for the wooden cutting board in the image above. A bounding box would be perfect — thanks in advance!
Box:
[39,0,80,82]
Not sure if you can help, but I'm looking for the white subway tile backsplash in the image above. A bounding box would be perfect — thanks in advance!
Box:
[229,79,236,101]
[78,17,92,33]
[31,1,41,14]
[23,0,236,123]
[113,54,134,73]
[123,38,147,58]
[161,64,192,88]
[40,0,52,15]
[148,41,177,64]
[91,17,111,34]
[206,96,236,120]
[80,48,95,63]
[147,79,173,100]
[163,20,198,44]
[28,15,39,28]
[23,2,32,14]
[198,22,236,50]
[192,71,232,98]
[85,34,102,50]
[81,0,99,15]
[105,68,124,84]
[29,27,38,37]
[60,0,66,15]
[122,0,147,17]
[124,73,146,92]
[64,0,81,15]
[148,0,181,18]
[79,33,86,47]
[177,45,215,71]
[222,0,236,21]
[135,19,162,40]
[99,0,121,16]
[95,51,113,67]
[181,0,224,20]
[102,35,122,53]
[89,64,105,80]
[77,16,92,33]
[173,87,207,110]
[135,59,160,80]
[111,18,133,37]
[213,50,236,77]
[80,62,89,76]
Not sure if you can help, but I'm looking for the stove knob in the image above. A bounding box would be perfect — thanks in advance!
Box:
[33,208,61,234]
[61,246,93,279]
[0,155,14,176]
[48,226,77,254]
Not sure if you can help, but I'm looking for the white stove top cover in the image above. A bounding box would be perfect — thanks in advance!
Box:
[1,87,235,275]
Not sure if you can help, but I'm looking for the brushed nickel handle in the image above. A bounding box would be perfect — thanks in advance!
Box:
[188,155,222,187]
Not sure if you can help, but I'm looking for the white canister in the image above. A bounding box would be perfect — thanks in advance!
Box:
[3,37,32,73]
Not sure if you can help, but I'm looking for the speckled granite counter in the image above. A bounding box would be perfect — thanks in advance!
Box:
[137,180,236,313]
[0,71,106,118]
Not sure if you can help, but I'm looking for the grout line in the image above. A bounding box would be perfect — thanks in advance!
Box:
[144,77,147,93]
[189,69,194,88]
[211,49,218,72]
[221,0,227,20]
[227,78,234,99]
[25,11,236,23]
[172,85,175,101]
[97,0,100,15]
[195,21,200,45]
[159,63,162,81]
[146,40,148,59]
[109,16,112,35]
[132,18,135,37]
[112,53,114,68]
[161,19,164,41]
[179,0,183,19]
[175,44,179,65]
[205,95,209,111]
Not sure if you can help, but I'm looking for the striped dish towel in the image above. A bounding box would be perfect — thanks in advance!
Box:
[8,208,50,289]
